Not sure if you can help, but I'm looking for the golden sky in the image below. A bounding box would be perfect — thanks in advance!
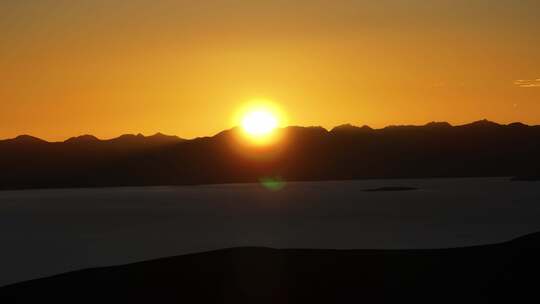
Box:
[1,0,540,141]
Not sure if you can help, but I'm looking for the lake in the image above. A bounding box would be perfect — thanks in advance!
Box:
[0,177,539,286]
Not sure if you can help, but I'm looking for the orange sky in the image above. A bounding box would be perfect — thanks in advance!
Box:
[1,1,540,141]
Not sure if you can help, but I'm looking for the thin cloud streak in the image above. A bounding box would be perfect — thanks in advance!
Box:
[514,79,540,88]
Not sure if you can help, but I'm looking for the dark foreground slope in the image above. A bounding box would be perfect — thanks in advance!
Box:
[2,232,540,303]
[1,120,540,190]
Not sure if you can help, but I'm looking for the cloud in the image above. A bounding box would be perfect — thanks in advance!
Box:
[514,79,540,88]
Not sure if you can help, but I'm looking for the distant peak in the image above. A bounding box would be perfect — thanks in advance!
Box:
[383,124,416,130]
[211,128,237,139]
[424,121,452,128]
[106,133,183,144]
[507,122,528,128]
[465,119,501,127]
[331,124,373,132]
[65,135,99,143]
[148,132,174,138]
[285,126,328,134]
[114,134,141,140]
[150,132,166,137]
[287,125,327,131]
[147,132,183,142]
[12,135,46,143]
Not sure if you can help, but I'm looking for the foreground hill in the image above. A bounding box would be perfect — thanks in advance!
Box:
[1,121,539,190]
[1,231,540,303]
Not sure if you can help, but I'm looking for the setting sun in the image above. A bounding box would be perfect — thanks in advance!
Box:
[235,100,286,145]
[241,110,278,136]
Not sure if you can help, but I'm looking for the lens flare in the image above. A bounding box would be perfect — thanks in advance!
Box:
[259,177,286,191]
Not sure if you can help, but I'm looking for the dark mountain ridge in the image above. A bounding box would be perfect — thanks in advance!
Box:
[4,132,183,145]
[1,120,539,190]
[2,231,540,303]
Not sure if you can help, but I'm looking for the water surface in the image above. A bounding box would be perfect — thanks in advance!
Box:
[1,177,539,286]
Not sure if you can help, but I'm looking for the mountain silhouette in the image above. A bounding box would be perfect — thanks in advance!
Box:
[1,121,539,190]
[5,135,47,144]
[2,231,540,303]
[65,135,100,144]
[330,124,373,133]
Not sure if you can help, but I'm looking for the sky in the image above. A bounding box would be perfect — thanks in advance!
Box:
[1,0,540,141]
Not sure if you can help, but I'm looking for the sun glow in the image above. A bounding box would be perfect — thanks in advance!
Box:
[236,100,285,145]
[241,110,278,136]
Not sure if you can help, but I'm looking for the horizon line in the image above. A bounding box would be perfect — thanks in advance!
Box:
[1,119,537,143]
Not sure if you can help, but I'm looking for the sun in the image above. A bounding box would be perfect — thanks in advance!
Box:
[235,100,285,145]
[241,110,278,136]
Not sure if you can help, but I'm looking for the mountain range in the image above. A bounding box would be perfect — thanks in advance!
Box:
[1,120,539,190]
